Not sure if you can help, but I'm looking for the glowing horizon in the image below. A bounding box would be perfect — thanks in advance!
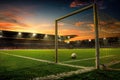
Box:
[0,0,120,41]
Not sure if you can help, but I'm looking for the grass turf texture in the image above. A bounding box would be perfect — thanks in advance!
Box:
[110,63,120,69]
[0,54,78,80]
[58,69,120,80]
[0,48,120,80]
[1,48,120,67]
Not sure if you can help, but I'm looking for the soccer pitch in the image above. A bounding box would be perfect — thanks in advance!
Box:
[0,48,120,80]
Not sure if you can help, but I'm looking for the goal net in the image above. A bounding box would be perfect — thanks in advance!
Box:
[98,9,120,70]
[55,5,97,68]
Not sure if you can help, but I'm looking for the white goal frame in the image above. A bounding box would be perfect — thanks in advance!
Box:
[55,3,100,69]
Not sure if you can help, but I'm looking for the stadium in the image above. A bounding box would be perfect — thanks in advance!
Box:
[0,0,120,80]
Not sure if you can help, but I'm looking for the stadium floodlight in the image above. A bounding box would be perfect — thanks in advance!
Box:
[65,40,70,44]
[89,39,91,42]
[32,33,37,37]
[18,32,22,36]
[67,36,70,39]
[58,35,62,42]
[17,32,22,38]
[103,37,106,40]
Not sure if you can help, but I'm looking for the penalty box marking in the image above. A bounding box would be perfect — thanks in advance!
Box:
[0,52,89,69]
[0,52,55,64]
[63,55,115,63]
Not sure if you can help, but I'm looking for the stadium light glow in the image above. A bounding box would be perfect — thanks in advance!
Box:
[32,33,37,37]
[65,40,70,44]
[103,37,106,40]
[17,32,22,38]
[18,32,22,36]
[58,35,62,42]
[89,39,91,42]
[67,36,70,39]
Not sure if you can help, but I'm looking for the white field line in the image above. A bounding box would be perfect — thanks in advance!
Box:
[0,52,55,64]
[0,52,89,69]
[63,55,115,63]
[106,60,120,67]
[32,68,95,80]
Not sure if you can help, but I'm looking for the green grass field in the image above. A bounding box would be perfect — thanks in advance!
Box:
[0,48,120,80]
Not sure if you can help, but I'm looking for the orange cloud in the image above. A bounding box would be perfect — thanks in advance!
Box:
[99,21,120,34]
[70,1,77,8]
[115,22,120,25]
[74,21,95,32]
[58,29,94,36]
[0,22,23,31]
[70,0,89,8]
[69,35,95,41]
[0,22,15,27]
[75,21,84,27]
[61,20,120,41]
[38,30,55,35]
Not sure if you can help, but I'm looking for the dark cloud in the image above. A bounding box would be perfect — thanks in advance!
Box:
[70,0,106,9]
[0,14,29,28]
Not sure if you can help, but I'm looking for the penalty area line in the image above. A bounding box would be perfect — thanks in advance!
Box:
[0,52,55,64]
[63,55,115,63]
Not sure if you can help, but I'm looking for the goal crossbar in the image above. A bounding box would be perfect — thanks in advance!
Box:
[56,4,93,21]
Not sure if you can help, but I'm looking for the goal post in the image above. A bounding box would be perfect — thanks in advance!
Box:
[55,3,100,69]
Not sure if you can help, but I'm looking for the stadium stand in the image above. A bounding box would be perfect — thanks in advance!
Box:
[0,30,120,49]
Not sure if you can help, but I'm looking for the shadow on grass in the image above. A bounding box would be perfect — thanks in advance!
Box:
[0,63,77,80]
[58,69,120,80]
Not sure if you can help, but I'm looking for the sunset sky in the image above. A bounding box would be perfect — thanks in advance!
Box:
[0,0,120,41]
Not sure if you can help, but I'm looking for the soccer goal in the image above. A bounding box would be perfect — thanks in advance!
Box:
[55,3,100,69]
